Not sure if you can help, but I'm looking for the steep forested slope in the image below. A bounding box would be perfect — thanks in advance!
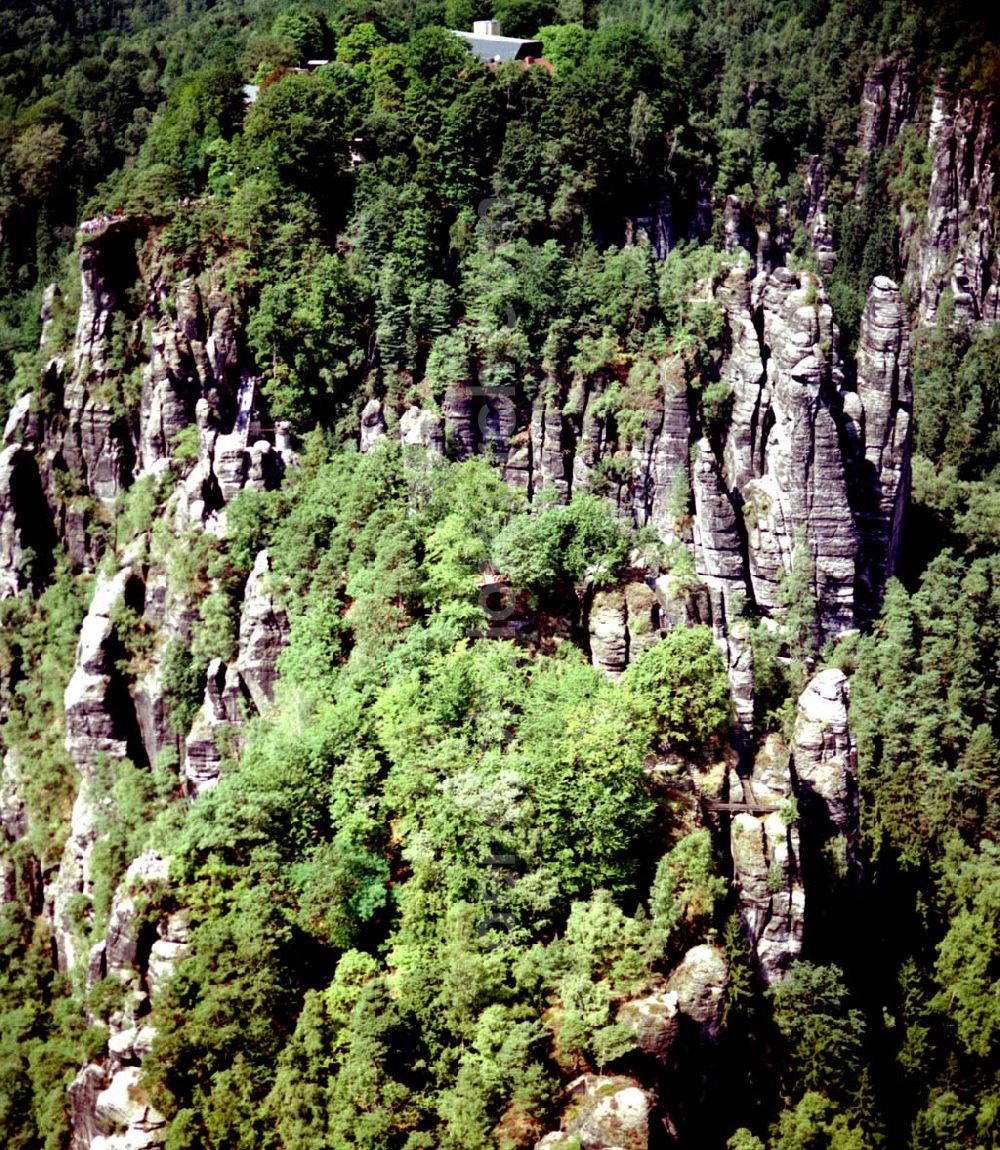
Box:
[1,2,999,1148]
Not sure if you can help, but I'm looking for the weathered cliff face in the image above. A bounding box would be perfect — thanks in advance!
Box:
[19,223,295,572]
[729,735,805,986]
[850,277,912,619]
[237,549,289,711]
[59,230,135,505]
[907,82,999,326]
[52,564,141,971]
[537,1076,654,1150]
[0,442,56,596]
[725,666,860,983]
[183,657,250,795]
[372,260,912,663]
[790,668,859,876]
[586,581,660,677]
[857,58,916,172]
[69,850,183,1150]
[0,223,301,986]
[804,156,836,275]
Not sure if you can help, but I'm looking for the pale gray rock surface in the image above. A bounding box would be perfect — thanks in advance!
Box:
[92,1067,167,1150]
[853,277,912,617]
[665,943,728,1039]
[529,382,572,501]
[857,58,915,161]
[588,586,629,677]
[909,85,998,326]
[791,668,859,869]
[236,550,289,711]
[399,405,445,453]
[359,397,386,451]
[617,985,680,1059]
[546,1075,653,1150]
[184,657,252,794]
[729,736,804,985]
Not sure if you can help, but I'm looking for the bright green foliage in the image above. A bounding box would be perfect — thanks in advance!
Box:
[771,1092,872,1150]
[493,493,632,592]
[622,625,731,751]
[649,830,726,952]
[160,639,205,736]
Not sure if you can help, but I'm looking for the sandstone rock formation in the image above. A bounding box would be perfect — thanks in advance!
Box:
[0,444,54,597]
[728,735,804,986]
[359,397,387,451]
[857,58,916,164]
[586,579,662,677]
[790,668,859,874]
[52,565,140,969]
[184,657,252,793]
[69,852,185,1150]
[236,550,289,711]
[617,985,680,1060]
[851,277,912,618]
[908,83,998,326]
[666,943,728,1040]
[537,1075,654,1150]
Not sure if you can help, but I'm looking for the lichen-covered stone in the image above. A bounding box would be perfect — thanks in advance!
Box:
[665,943,728,1038]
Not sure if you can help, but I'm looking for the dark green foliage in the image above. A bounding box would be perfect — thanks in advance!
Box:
[160,639,206,736]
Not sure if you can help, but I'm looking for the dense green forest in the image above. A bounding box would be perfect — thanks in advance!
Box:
[1,0,999,1148]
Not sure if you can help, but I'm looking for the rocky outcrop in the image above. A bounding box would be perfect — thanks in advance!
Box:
[618,985,680,1060]
[631,360,691,543]
[804,156,836,275]
[587,580,661,677]
[0,444,55,597]
[58,226,137,504]
[399,405,446,454]
[691,438,748,627]
[588,586,629,676]
[728,736,804,986]
[857,58,916,161]
[909,83,998,326]
[359,397,387,451]
[70,852,184,1150]
[63,566,138,774]
[184,658,251,794]
[665,943,728,1040]
[51,563,147,969]
[236,550,289,712]
[790,668,859,874]
[530,381,572,501]
[850,277,912,618]
[729,666,860,983]
[92,1067,167,1150]
[537,1075,653,1150]
[724,270,857,636]
[138,280,212,473]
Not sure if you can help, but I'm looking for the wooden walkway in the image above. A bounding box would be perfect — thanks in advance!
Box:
[703,800,780,814]
[702,776,781,815]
